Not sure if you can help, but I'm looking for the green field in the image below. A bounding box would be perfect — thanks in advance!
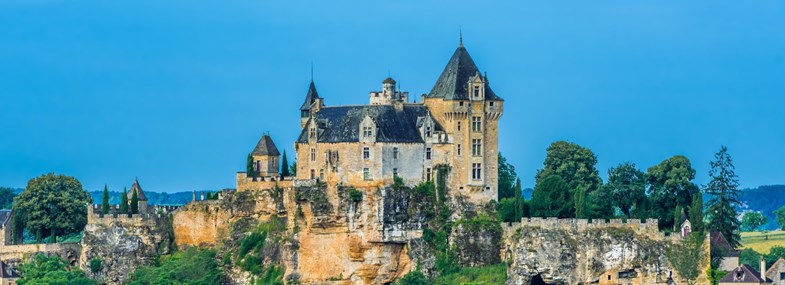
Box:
[741,230,785,253]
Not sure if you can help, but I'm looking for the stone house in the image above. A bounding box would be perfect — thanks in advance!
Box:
[766,258,785,285]
[294,41,504,204]
[712,231,741,271]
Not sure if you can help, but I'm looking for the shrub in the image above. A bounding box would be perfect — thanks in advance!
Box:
[88,258,102,273]
[126,247,223,285]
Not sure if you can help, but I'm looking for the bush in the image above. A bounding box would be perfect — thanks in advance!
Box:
[17,254,98,285]
[394,271,428,285]
[348,189,362,203]
[126,247,223,285]
[88,258,102,273]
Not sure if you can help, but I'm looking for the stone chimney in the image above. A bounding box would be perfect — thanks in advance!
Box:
[761,258,766,282]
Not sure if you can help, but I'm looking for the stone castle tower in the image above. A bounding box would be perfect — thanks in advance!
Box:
[292,41,503,204]
[250,134,281,177]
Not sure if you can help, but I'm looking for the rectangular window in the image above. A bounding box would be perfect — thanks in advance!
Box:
[457,144,461,156]
[472,139,482,156]
[393,147,399,159]
[426,168,432,181]
[363,147,370,159]
[426,148,432,160]
[489,101,494,107]
[472,116,482,132]
[457,122,461,131]
[324,151,329,164]
[363,126,373,138]
[319,169,324,180]
[473,86,480,98]
[309,127,316,138]
[425,126,431,137]
[472,163,482,180]
[310,169,315,179]
[393,168,398,177]
[310,148,316,161]
[363,168,370,181]
[459,101,464,106]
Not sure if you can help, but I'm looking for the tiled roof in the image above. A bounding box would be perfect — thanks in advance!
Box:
[427,45,502,101]
[296,104,441,143]
[718,264,772,283]
[300,81,321,111]
[252,134,280,156]
[711,231,739,257]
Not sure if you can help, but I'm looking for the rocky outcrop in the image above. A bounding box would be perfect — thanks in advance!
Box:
[503,219,710,285]
[80,214,173,285]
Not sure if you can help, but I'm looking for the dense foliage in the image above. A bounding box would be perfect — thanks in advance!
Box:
[739,246,785,268]
[17,254,98,285]
[497,152,518,200]
[534,141,602,218]
[246,153,255,178]
[776,206,785,230]
[130,188,139,214]
[530,175,571,218]
[127,247,224,285]
[395,264,507,285]
[646,155,699,230]
[120,188,129,214]
[704,146,742,247]
[281,150,290,177]
[604,162,646,217]
[13,173,92,242]
[739,185,785,229]
[0,187,15,209]
[233,219,287,284]
[667,233,707,285]
[101,185,109,215]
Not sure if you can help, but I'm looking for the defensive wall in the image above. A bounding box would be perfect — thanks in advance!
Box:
[502,217,681,241]
[86,204,181,225]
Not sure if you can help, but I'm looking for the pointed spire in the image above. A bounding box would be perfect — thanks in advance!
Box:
[300,80,321,111]
[252,134,280,156]
[427,42,502,101]
[459,26,463,47]
[310,61,314,82]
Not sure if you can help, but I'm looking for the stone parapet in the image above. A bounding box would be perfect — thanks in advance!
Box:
[515,217,662,237]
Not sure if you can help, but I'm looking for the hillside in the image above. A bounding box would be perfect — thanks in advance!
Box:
[739,185,785,230]
[88,190,199,206]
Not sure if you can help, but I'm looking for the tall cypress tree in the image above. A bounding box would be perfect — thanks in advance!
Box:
[119,188,129,214]
[705,146,742,247]
[689,193,705,234]
[101,184,110,216]
[246,153,255,178]
[130,189,139,214]
[281,150,290,177]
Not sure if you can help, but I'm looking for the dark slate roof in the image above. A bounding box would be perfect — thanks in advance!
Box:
[296,104,441,143]
[711,231,739,257]
[300,81,321,111]
[427,45,502,101]
[127,178,148,201]
[0,210,11,227]
[1,261,19,278]
[718,264,773,283]
[383,77,396,84]
[252,134,280,156]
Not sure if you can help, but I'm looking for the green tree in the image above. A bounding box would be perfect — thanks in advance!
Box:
[739,248,762,267]
[674,205,684,231]
[586,186,614,219]
[574,185,587,218]
[689,193,705,234]
[119,188,129,214]
[246,153,255,178]
[126,247,224,285]
[646,155,699,230]
[774,206,785,230]
[289,160,297,176]
[130,188,139,214]
[0,187,15,209]
[17,254,98,285]
[498,152,518,200]
[281,150,290,177]
[13,173,92,243]
[535,141,602,217]
[704,146,742,247]
[604,163,646,217]
[668,233,707,285]
[741,212,768,232]
[101,184,110,216]
[530,175,572,218]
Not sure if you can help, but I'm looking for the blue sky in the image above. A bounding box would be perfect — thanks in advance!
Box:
[1,1,783,192]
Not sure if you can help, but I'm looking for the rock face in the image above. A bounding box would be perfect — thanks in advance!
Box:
[80,214,173,285]
[503,218,710,285]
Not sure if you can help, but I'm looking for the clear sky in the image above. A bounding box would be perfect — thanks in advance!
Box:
[1,1,783,192]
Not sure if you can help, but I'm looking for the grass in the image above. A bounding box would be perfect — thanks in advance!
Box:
[741,230,785,253]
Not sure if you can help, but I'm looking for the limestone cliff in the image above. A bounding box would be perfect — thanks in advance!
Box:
[80,213,173,285]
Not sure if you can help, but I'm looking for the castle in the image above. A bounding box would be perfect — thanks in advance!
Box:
[244,40,504,205]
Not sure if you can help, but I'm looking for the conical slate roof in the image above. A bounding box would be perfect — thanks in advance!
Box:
[300,81,321,111]
[252,134,280,156]
[428,45,501,101]
[127,178,148,201]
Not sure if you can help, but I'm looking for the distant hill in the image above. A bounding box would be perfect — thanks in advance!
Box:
[738,185,785,230]
[88,190,203,206]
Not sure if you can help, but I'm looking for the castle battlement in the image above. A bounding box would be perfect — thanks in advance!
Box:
[87,204,180,224]
[516,217,662,236]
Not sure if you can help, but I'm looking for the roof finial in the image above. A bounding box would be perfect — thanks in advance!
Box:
[459,26,463,47]
[310,61,314,82]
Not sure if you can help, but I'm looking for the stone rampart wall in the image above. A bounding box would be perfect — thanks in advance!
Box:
[506,217,680,241]
[0,242,81,262]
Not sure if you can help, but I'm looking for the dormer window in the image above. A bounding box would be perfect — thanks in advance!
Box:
[425,126,432,137]
[363,126,373,138]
